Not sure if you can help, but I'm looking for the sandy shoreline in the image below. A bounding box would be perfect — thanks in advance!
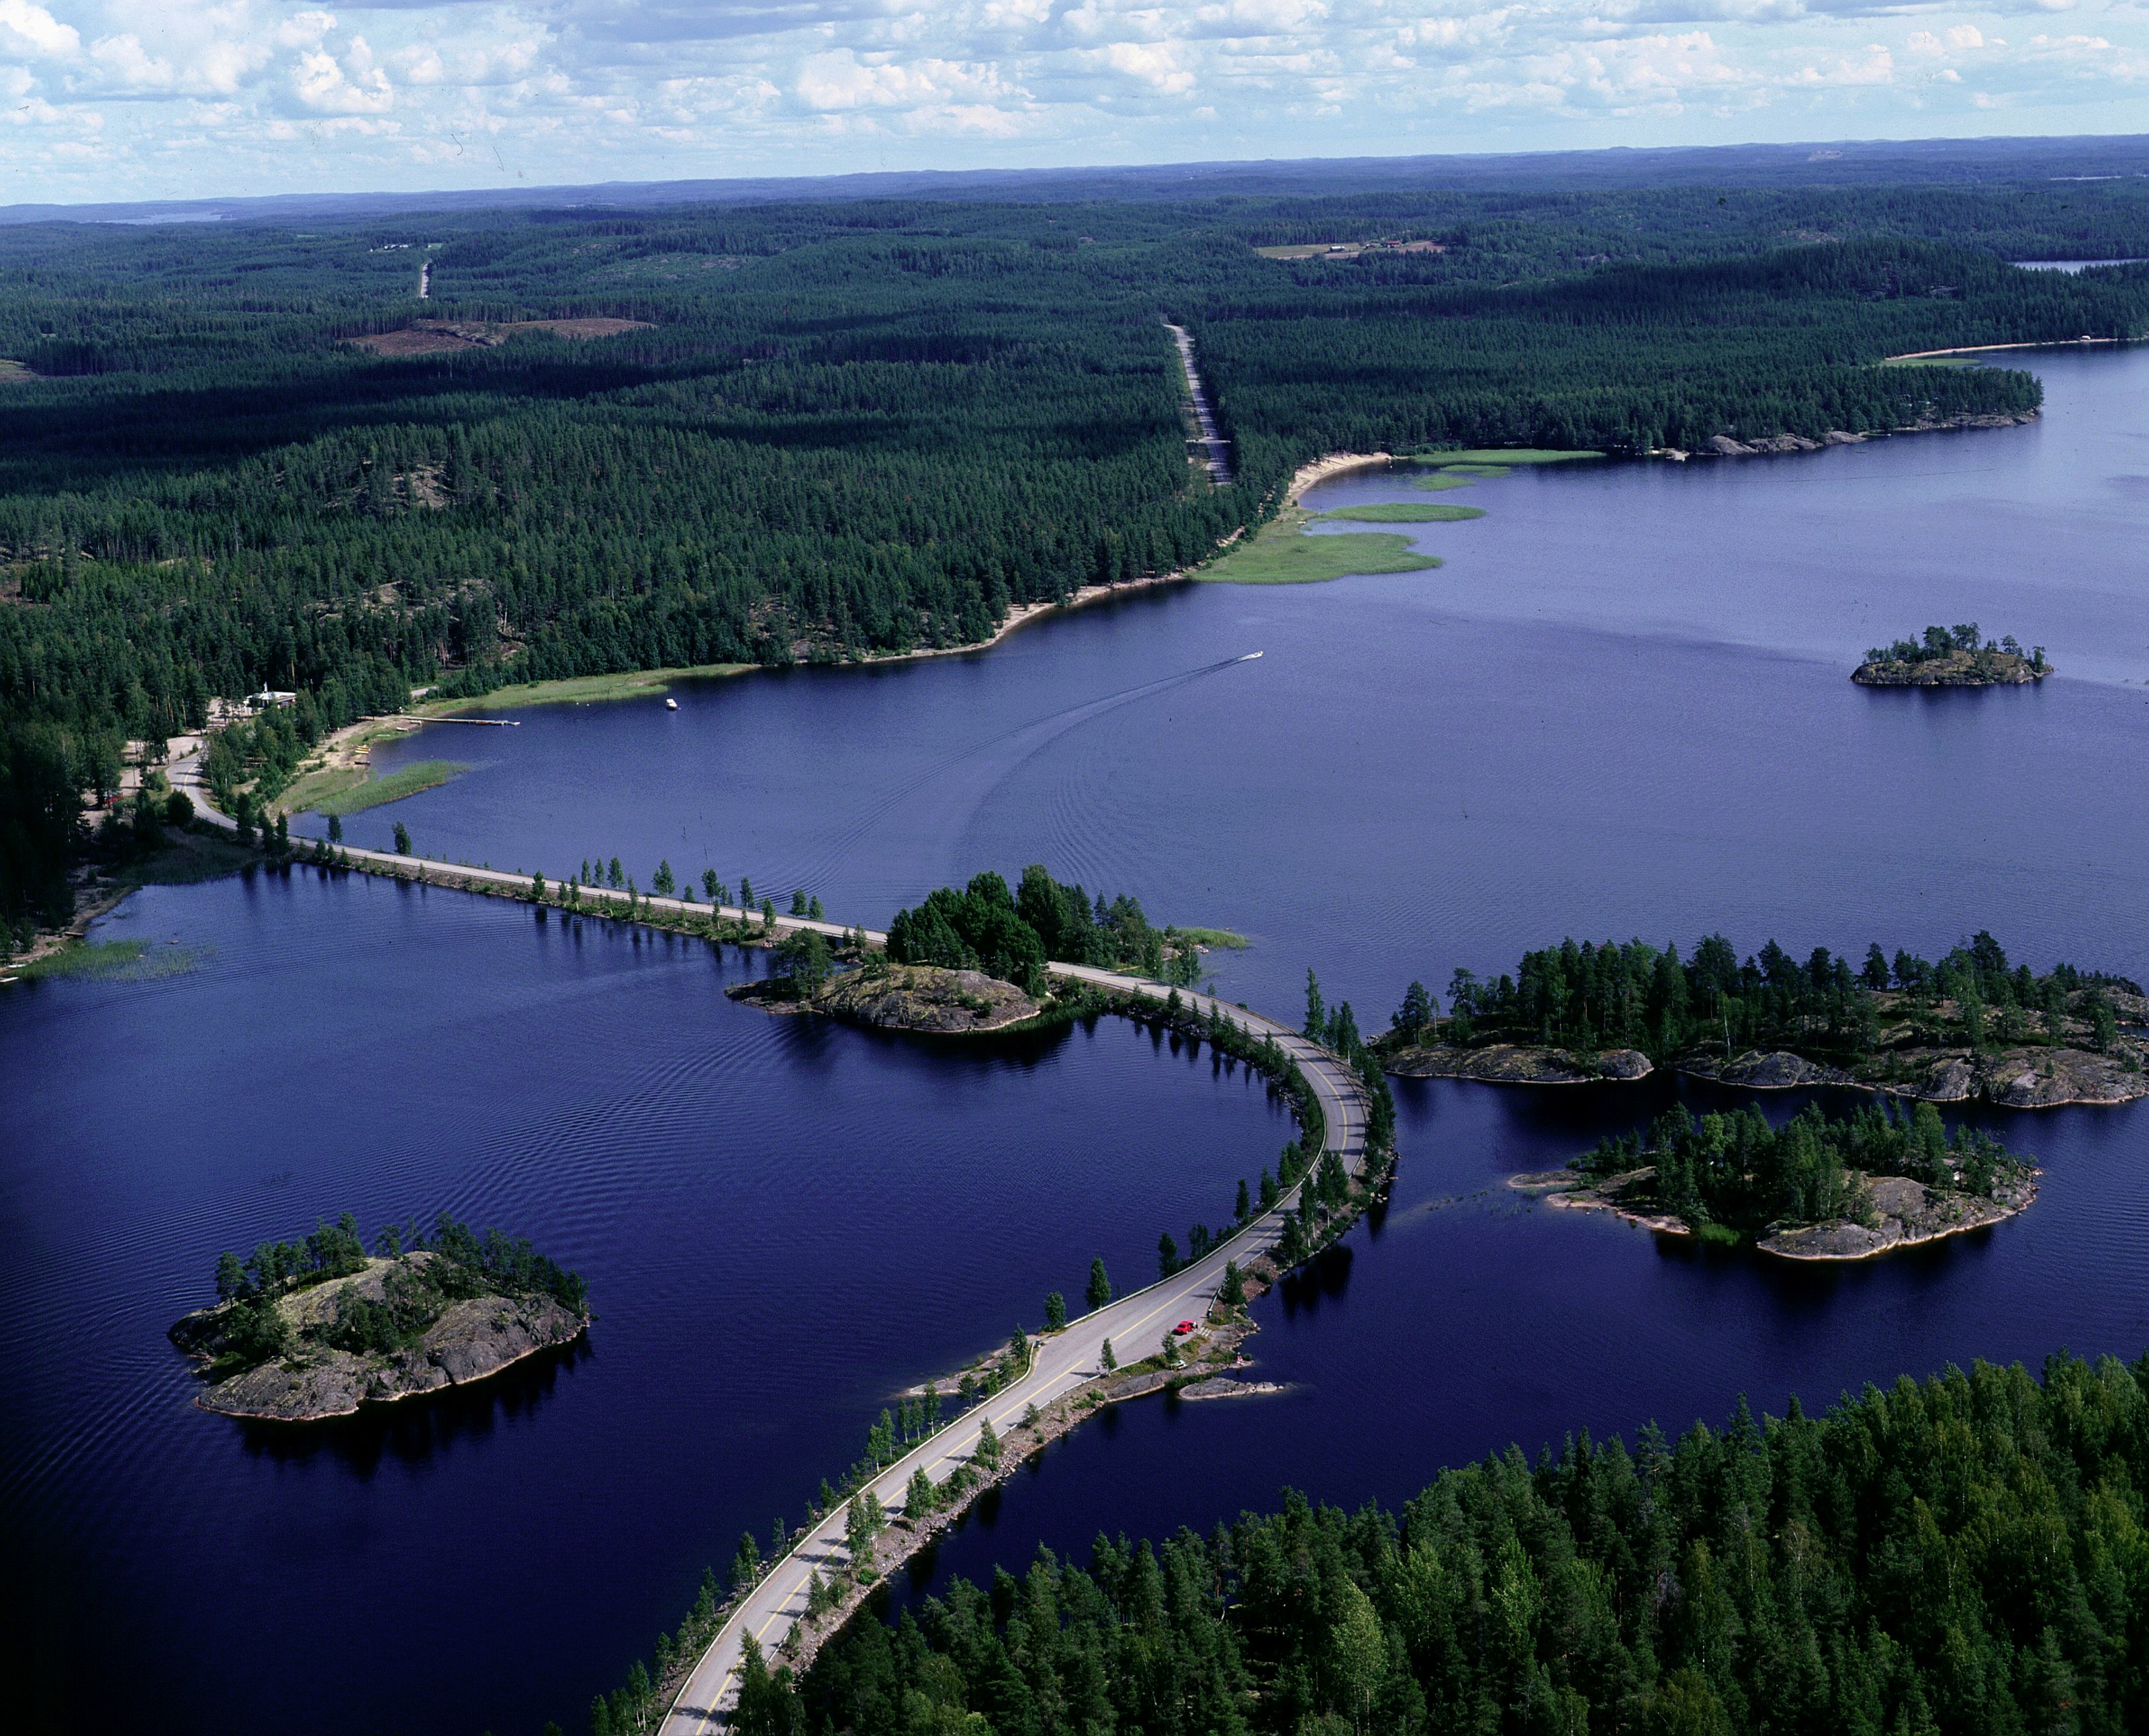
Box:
[1284,451,1396,500]
[1884,336,2132,361]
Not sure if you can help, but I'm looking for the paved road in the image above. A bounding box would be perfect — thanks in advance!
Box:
[1166,322,1233,486]
[659,964,1367,1733]
[193,819,1368,1730]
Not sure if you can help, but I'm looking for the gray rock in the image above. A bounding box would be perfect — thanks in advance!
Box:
[1383,1042,1652,1086]
[188,1281,586,1422]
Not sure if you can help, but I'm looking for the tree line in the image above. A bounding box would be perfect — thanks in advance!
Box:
[1580,1099,2023,1237]
[1863,623,2045,672]
[1388,930,2140,1064]
[780,1348,2149,1736]
[885,866,1201,995]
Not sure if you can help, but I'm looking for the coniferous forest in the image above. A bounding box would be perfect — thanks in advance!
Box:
[5,179,2149,940]
[782,1350,2149,1736]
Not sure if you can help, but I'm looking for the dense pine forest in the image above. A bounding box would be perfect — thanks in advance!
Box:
[783,1349,2149,1736]
[1385,931,2142,1068]
[6,179,2149,941]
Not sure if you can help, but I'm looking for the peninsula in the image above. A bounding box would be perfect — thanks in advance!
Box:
[1854,623,2050,685]
[1512,1099,2037,1259]
[170,1212,589,1422]
[1375,931,2146,1107]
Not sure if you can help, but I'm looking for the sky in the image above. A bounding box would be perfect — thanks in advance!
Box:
[1,0,2146,205]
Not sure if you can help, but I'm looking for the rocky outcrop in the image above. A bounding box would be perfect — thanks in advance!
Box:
[1659,410,2037,461]
[1682,1050,1854,1090]
[1853,649,2050,686]
[1757,1172,2036,1261]
[193,1295,584,1421]
[1514,1164,2038,1262]
[173,1252,588,1423]
[1176,1376,1287,1400]
[1679,1044,2146,1107]
[1382,1042,1652,1085]
[730,962,1042,1034]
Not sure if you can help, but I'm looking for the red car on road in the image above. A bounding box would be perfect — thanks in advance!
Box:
[1174,1320,1196,1335]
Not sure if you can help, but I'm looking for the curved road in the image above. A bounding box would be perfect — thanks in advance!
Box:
[173,811,1367,1728]
[660,962,1367,1733]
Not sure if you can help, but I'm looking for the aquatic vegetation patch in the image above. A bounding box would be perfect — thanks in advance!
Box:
[1198,511,1439,585]
[1416,447,1604,465]
[18,939,213,982]
[306,760,469,817]
[428,664,752,711]
[1318,503,1487,522]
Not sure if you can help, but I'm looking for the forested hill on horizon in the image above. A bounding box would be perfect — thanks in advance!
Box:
[4,165,2149,935]
[9,129,2149,225]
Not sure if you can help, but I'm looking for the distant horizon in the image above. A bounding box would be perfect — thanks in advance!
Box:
[7,128,2149,225]
[4,0,2148,207]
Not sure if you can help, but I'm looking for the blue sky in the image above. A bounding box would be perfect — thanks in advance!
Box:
[2,0,2145,203]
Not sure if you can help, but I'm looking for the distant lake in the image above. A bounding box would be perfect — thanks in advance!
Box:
[8,343,2148,1735]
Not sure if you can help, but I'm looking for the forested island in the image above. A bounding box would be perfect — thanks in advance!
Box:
[170,1212,589,1422]
[1516,1099,2036,1258]
[1376,931,2146,1105]
[762,1349,2149,1736]
[727,866,1232,1036]
[5,182,2149,952]
[1855,623,2051,686]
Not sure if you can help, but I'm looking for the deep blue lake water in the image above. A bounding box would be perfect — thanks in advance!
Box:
[8,343,2148,1733]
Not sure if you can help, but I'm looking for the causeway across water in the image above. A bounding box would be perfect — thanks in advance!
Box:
[167,807,1370,1730]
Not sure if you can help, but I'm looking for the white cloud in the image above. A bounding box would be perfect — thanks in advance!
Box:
[0,0,2144,200]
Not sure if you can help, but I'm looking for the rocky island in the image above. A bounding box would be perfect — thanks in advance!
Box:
[729,956,1046,1034]
[729,865,1223,1037]
[171,1213,588,1422]
[1376,931,2144,1108]
[1854,623,2050,686]
[1514,1099,2037,1260]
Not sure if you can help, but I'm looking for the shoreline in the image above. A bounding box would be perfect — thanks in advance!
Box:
[1884,335,2135,361]
[1284,451,1396,500]
[1381,1037,2148,1111]
[1511,1168,2038,1261]
[186,1320,588,1424]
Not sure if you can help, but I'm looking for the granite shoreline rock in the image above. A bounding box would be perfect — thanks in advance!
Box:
[1512,1163,2038,1263]
[729,961,1044,1034]
[171,1252,588,1423]
[1383,1035,2142,1109]
[1381,1042,1653,1086]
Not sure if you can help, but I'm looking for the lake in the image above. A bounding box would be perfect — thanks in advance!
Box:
[7,342,2147,1733]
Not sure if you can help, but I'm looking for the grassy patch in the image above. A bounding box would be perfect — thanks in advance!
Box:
[306,760,467,817]
[1415,472,1478,492]
[276,764,369,815]
[1197,510,1440,586]
[1176,927,1250,950]
[1437,463,1512,479]
[1416,448,1604,465]
[1693,1221,1743,1248]
[422,664,753,713]
[1318,503,1487,523]
[16,938,212,982]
